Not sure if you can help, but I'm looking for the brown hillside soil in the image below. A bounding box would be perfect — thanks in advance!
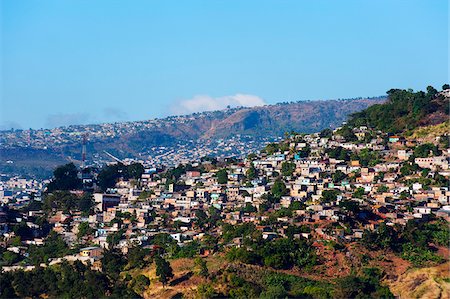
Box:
[136,257,228,299]
[126,245,449,298]
[387,262,450,299]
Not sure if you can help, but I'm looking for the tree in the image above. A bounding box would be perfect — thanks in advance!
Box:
[127,163,145,180]
[101,249,126,280]
[106,230,125,248]
[216,169,228,184]
[246,164,258,180]
[97,163,127,191]
[353,187,365,199]
[247,153,257,161]
[414,143,440,158]
[28,232,69,265]
[297,145,311,159]
[354,148,380,167]
[195,257,209,278]
[377,185,388,193]
[271,179,288,199]
[319,128,333,138]
[155,256,174,287]
[426,85,438,97]
[241,203,257,213]
[127,246,150,269]
[336,126,357,142]
[332,170,347,183]
[47,163,82,192]
[264,143,279,155]
[326,146,351,161]
[348,87,446,133]
[442,84,450,90]
[321,189,339,203]
[77,222,93,239]
[132,275,150,294]
[78,193,94,215]
[281,161,295,177]
[2,251,20,265]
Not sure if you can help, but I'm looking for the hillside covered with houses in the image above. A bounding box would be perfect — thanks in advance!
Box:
[0,85,449,298]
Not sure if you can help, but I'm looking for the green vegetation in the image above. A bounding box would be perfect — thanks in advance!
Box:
[362,220,448,267]
[326,146,351,161]
[155,256,174,287]
[246,164,258,179]
[97,162,144,191]
[352,148,380,167]
[271,179,289,199]
[223,223,317,271]
[281,161,296,177]
[46,163,82,192]
[333,268,394,299]
[0,261,139,298]
[195,257,209,278]
[264,143,280,155]
[336,126,357,142]
[413,143,441,158]
[27,232,70,265]
[348,86,448,133]
[321,189,339,203]
[216,169,228,184]
[131,274,150,294]
[43,191,94,215]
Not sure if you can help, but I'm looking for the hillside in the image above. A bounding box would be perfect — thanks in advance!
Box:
[347,85,449,133]
[105,97,386,144]
[0,97,384,178]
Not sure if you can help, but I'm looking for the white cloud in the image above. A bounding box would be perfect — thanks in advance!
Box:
[172,94,266,114]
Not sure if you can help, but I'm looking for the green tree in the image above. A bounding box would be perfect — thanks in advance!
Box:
[216,169,228,184]
[336,126,357,142]
[195,257,209,278]
[2,251,20,265]
[77,222,93,239]
[281,161,295,177]
[132,274,150,294]
[246,164,258,180]
[319,128,333,138]
[155,256,174,287]
[321,190,339,203]
[414,143,440,158]
[47,163,82,192]
[271,179,288,199]
[127,163,145,180]
[264,143,279,155]
[353,187,365,199]
[28,231,69,265]
[101,249,126,280]
[332,170,347,183]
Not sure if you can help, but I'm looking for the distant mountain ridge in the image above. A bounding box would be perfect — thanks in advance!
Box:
[200,98,386,139]
[0,96,386,178]
[118,97,386,143]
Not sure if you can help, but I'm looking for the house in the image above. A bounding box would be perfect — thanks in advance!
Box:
[94,193,121,212]
[79,246,103,258]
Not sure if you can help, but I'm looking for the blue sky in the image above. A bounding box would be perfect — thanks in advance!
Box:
[1,0,448,129]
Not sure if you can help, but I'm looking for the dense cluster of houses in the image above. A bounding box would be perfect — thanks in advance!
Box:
[1,126,449,270]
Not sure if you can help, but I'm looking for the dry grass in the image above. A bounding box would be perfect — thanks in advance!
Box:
[387,262,450,299]
[410,121,449,140]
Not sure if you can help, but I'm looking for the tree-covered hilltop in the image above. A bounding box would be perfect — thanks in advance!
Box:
[347,85,449,133]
